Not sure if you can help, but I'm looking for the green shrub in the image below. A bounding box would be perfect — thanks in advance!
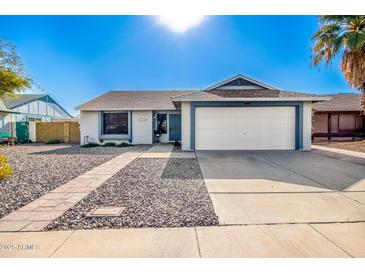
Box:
[102,142,116,147]
[116,142,131,147]
[81,142,100,148]
[46,139,61,145]
[0,155,13,180]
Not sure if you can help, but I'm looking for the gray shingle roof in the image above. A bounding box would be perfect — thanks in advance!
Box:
[0,99,19,113]
[76,90,193,111]
[172,89,328,101]
[1,94,47,109]
[313,93,363,112]
[170,91,222,101]
[78,88,330,111]
[207,89,319,98]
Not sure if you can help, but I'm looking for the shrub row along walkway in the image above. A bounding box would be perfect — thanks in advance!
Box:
[0,152,143,232]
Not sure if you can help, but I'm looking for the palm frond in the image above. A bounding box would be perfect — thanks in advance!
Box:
[312,16,365,108]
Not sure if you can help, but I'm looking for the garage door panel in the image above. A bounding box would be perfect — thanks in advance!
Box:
[198,118,293,129]
[196,129,294,150]
[195,107,295,150]
[198,119,294,129]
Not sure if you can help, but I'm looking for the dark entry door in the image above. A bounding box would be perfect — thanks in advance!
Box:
[169,114,181,141]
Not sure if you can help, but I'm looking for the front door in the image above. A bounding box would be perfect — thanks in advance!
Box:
[169,114,181,141]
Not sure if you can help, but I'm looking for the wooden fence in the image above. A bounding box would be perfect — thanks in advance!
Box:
[36,121,80,143]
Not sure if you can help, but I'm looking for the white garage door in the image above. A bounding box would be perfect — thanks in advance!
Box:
[195,107,296,150]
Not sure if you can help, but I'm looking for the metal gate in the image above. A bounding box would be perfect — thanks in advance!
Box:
[15,121,29,143]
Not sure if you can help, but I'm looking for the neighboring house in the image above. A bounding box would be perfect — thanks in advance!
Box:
[77,74,328,150]
[0,100,19,140]
[0,94,72,142]
[312,93,364,140]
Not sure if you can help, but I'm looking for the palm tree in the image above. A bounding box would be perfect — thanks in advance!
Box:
[312,16,365,108]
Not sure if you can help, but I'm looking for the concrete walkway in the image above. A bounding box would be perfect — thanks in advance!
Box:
[312,145,365,159]
[0,152,143,232]
[0,222,364,257]
[0,144,195,233]
[312,145,365,166]
[139,144,195,159]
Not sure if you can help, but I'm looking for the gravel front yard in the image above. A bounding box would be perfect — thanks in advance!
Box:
[313,140,365,153]
[0,144,150,219]
[45,158,219,230]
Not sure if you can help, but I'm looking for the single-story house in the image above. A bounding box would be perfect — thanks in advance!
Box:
[312,93,364,140]
[0,94,73,142]
[77,74,328,151]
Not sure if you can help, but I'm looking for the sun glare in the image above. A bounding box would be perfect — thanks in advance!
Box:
[157,15,205,33]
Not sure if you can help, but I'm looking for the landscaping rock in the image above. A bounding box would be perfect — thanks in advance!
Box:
[46,158,219,230]
[0,144,150,219]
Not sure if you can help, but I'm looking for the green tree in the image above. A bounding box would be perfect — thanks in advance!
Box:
[0,38,32,97]
[312,16,365,107]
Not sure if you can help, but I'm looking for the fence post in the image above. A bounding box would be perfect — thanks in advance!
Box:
[64,122,70,143]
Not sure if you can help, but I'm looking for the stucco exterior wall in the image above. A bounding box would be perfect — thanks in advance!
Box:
[181,101,191,150]
[80,110,153,145]
[132,110,152,144]
[302,101,312,151]
[80,111,100,145]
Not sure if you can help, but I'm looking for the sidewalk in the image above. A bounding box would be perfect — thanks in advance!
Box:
[312,145,365,166]
[312,145,365,159]
[1,222,364,258]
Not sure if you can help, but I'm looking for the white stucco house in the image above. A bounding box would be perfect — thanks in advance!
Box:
[77,74,329,151]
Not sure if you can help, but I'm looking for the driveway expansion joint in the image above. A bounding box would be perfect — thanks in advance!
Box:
[308,224,354,258]
[48,230,75,258]
[194,227,202,258]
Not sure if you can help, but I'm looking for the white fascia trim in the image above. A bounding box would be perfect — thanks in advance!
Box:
[205,74,277,90]
[79,107,178,111]
[177,97,331,102]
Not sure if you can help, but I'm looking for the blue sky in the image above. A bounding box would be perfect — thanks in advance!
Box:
[0,16,357,115]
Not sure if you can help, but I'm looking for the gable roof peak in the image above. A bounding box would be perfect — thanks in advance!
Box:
[205,74,278,91]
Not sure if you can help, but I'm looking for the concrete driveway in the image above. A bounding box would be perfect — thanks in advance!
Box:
[196,150,365,257]
[197,150,365,224]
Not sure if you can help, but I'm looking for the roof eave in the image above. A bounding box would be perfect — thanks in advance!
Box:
[0,109,20,114]
[78,107,178,111]
[172,97,331,102]
[313,109,363,112]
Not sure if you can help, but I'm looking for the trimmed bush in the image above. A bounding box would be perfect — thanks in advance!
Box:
[0,155,13,180]
[81,142,100,148]
[116,142,132,147]
[102,142,116,147]
[46,139,61,145]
